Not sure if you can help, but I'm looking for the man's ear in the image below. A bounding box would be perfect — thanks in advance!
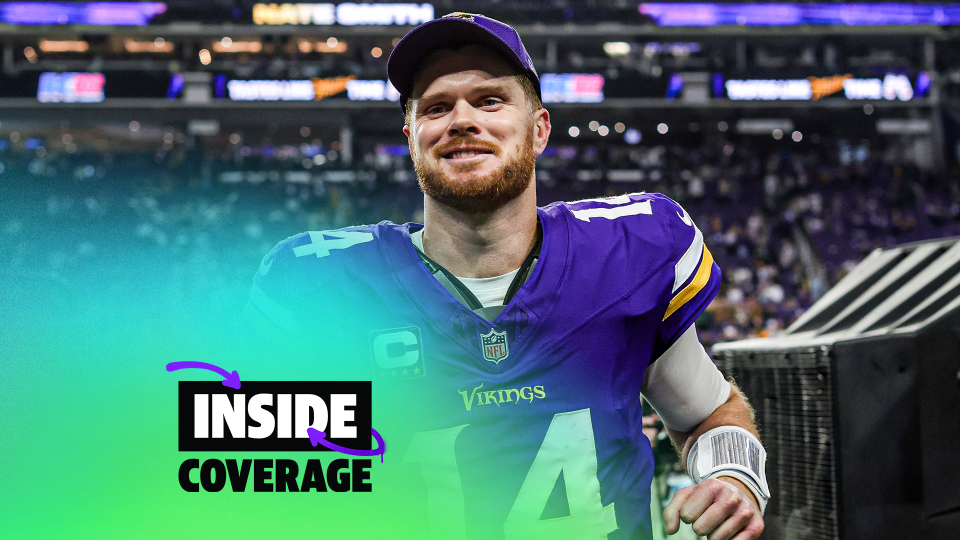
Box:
[403,124,413,156]
[533,108,551,155]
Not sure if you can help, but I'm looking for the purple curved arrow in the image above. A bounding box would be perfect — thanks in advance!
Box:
[165,361,241,389]
[308,428,386,463]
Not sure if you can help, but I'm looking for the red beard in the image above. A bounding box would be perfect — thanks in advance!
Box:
[413,134,536,215]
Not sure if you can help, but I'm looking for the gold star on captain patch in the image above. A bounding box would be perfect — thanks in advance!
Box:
[391,370,397,377]
[402,369,409,376]
[413,367,421,375]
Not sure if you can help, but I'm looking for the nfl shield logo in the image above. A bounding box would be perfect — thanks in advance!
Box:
[480,328,509,365]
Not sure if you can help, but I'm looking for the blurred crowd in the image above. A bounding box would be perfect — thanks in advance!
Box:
[2,134,958,349]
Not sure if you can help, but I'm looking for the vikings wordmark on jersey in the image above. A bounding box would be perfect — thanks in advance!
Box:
[246,192,721,540]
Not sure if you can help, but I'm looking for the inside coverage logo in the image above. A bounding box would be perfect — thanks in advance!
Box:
[168,363,382,493]
[178,381,371,451]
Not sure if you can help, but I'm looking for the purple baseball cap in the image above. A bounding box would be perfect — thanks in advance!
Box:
[387,12,540,113]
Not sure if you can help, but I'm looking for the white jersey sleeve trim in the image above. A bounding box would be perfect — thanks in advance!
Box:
[641,325,731,432]
[673,222,704,293]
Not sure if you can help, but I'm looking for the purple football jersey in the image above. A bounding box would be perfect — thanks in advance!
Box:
[247,192,721,539]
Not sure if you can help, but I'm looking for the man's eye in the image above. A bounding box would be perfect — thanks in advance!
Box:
[481,98,500,107]
[426,105,446,115]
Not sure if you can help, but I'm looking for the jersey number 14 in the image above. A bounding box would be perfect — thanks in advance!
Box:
[403,408,618,539]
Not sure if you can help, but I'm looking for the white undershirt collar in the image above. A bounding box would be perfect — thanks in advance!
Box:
[411,228,518,308]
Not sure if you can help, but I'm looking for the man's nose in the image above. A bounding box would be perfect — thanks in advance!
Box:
[447,101,480,137]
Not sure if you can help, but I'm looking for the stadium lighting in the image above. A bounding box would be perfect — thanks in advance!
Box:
[772,129,783,140]
[124,38,174,53]
[614,122,626,133]
[624,128,642,144]
[23,46,37,62]
[603,42,631,57]
[863,104,874,114]
[645,42,702,55]
[38,39,89,52]
[737,119,794,135]
[792,131,802,142]
[568,126,580,137]
[371,47,382,58]
[199,49,212,65]
[213,39,262,53]
[657,123,668,134]
[598,126,610,136]
[589,120,600,131]
[300,127,311,137]
[129,121,140,132]
[296,38,347,53]
[718,121,728,132]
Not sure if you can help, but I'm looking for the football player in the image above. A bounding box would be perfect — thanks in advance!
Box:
[248,12,768,540]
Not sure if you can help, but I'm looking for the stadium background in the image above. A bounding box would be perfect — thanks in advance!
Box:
[1,1,959,539]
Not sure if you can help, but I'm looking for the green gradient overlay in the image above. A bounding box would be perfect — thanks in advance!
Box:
[1,256,437,539]
[0,163,671,539]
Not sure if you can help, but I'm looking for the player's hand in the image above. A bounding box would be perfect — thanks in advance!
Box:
[663,477,764,540]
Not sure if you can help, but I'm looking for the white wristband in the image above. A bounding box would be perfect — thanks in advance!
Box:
[686,426,771,515]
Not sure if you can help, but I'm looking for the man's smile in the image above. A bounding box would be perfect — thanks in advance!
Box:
[443,147,495,161]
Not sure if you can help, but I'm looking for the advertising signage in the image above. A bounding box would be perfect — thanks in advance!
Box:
[225,77,356,101]
[15,71,170,101]
[1,70,930,106]
[639,3,960,27]
[343,74,608,104]
[0,2,434,26]
[345,79,401,102]
[37,72,105,103]
[0,2,166,26]
[540,73,605,104]
[719,72,930,101]
[252,3,433,25]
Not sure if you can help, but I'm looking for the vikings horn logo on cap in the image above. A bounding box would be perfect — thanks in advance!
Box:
[442,12,474,21]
